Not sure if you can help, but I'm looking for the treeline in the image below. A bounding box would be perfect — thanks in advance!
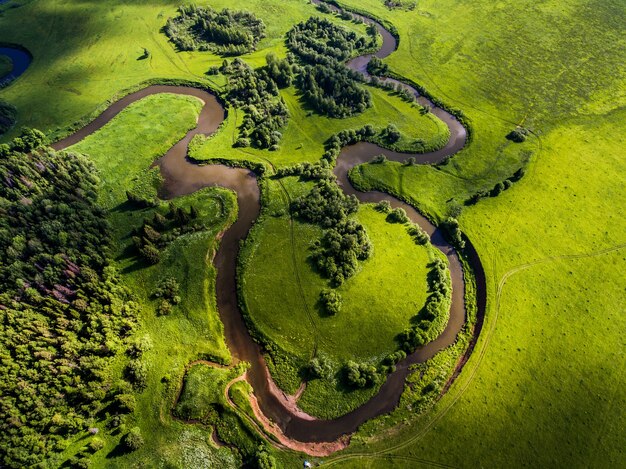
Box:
[287,16,375,117]
[465,167,526,206]
[398,258,451,351]
[291,179,371,285]
[164,5,266,56]
[223,57,290,150]
[0,132,138,467]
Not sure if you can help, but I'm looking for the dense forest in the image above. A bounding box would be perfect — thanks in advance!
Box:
[164,5,266,56]
[287,16,375,117]
[0,132,138,467]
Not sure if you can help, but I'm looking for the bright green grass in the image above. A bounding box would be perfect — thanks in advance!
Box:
[0,0,376,141]
[301,0,626,466]
[241,177,443,418]
[71,93,203,208]
[0,55,12,77]
[174,364,234,420]
[190,84,449,168]
[57,93,242,467]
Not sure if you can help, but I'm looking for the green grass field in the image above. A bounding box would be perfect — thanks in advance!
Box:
[240,177,446,417]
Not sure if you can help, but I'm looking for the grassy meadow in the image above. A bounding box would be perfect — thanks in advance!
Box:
[240,177,445,417]
[307,0,626,467]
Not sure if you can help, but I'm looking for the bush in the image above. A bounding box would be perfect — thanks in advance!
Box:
[114,393,136,414]
[123,427,144,452]
[307,356,332,380]
[345,361,379,388]
[381,123,401,143]
[506,127,529,142]
[89,437,105,453]
[441,217,465,249]
[387,207,409,224]
[375,200,392,213]
[320,288,342,315]
[139,244,161,264]
[407,223,429,245]
[0,99,17,135]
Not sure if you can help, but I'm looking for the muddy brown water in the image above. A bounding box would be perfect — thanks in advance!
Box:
[51,1,485,445]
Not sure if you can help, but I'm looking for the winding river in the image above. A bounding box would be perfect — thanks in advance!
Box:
[46,1,486,452]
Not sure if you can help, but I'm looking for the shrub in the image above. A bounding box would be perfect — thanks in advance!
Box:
[0,99,17,135]
[441,217,465,249]
[387,207,409,224]
[123,427,144,452]
[89,437,105,453]
[506,127,529,142]
[307,356,332,380]
[139,244,161,264]
[407,223,429,245]
[375,200,392,213]
[114,393,136,413]
[320,288,342,315]
[345,361,379,388]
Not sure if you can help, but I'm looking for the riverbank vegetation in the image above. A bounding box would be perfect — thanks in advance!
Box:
[0,54,11,77]
[0,98,16,134]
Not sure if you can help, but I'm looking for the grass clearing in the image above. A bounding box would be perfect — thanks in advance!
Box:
[240,177,444,417]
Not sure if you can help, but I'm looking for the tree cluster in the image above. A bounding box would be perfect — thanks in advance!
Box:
[465,167,526,206]
[506,126,530,143]
[164,5,266,56]
[291,179,371,285]
[287,16,375,117]
[286,16,372,67]
[0,136,138,467]
[344,360,379,388]
[296,64,372,118]
[319,288,342,315]
[224,58,290,150]
[398,258,450,351]
[130,201,202,265]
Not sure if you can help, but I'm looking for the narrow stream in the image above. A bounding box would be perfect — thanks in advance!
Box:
[49,0,486,446]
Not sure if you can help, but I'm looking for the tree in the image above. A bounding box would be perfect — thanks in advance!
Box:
[320,288,342,315]
[123,427,144,452]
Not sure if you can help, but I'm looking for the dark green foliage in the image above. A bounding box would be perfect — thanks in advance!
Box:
[381,123,401,143]
[152,277,181,304]
[274,161,333,180]
[506,126,530,142]
[255,445,277,469]
[139,243,161,264]
[311,219,371,285]
[164,5,266,56]
[0,99,17,134]
[398,258,451,352]
[387,207,409,223]
[372,154,387,163]
[465,166,527,205]
[441,217,465,250]
[292,180,370,284]
[123,427,144,452]
[296,64,372,117]
[375,199,392,213]
[225,58,289,149]
[307,355,332,380]
[367,55,389,75]
[114,393,136,414]
[384,0,417,10]
[407,223,430,245]
[265,53,295,88]
[291,179,359,227]
[286,16,371,67]
[0,142,137,467]
[320,288,342,315]
[126,189,156,208]
[345,360,379,388]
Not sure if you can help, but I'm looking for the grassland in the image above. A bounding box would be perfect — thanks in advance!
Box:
[300,0,626,467]
[58,93,243,466]
[0,54,11,77]
[240,176,446,417]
